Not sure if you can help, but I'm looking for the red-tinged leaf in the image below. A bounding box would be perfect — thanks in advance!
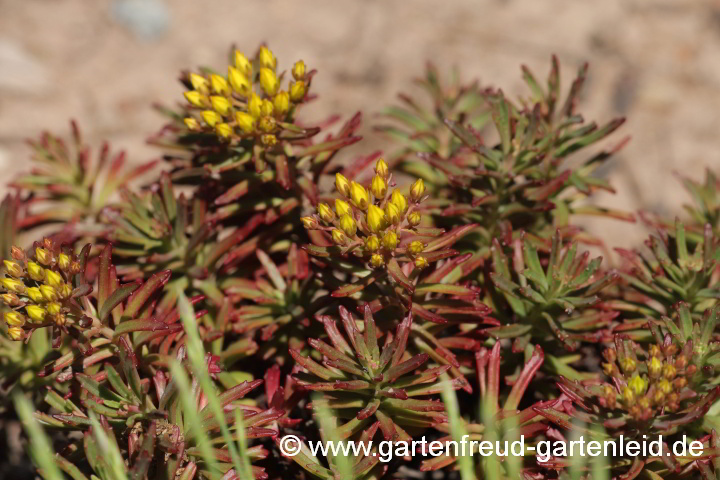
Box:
[98,244,112,307]
[124,270,171,319]
[384,354,429,383]
[414,283,477,297]
[275,156,291,190]
[411,304,448,324]
[504,345,544,411]
[356,398,381,420]
[295,136,362,157]
[332,272,379,297]
[98,282,141,323]
[214,180,249,205]
[486,323,533,339]
[215,379,264,409]
[525,170,571,201]
[424,224,479,252]
[113,320,169,336]
[341,151,383,181]
[487,342,501,411]
[289,349,338,381]
[387,258,414,293]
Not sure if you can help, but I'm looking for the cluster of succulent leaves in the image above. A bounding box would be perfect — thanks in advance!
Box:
[2,43,720,480]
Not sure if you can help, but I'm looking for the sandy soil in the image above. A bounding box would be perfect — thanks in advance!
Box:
[1,0,719,249]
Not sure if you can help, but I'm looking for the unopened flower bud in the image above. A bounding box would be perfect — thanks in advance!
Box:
[235,112,256,133]
[365,235,380,253]
[25,305,47,323]
[234,51,252,76]
[301,216,318,229]
[210,96,231,116]
[273,91,290,116]
[209,74,231,96]
[331,229,347,245]
[407,212,421,227]
[410,178,425,202]
[1,278,25,294]
[367,205,386,233]
[408,241,424,255]
[317,203,334,223]
[26,262,44,282]
[370,254,385,268]
[292,60,306,80]
[44,270,63,289]
[384,202,401,225]
[370,175,387,199]
[657,379,672,395]
[57,253,71,272]
[201,110,222,127]
[248,94,263,118]
[290,81,306,102]
[259,68,279,96]
[35,247,52,265]
[53,314,67,327]
[184,117,200,130]
[11,246,26,262]
[40,285,58,302]
[26,287,43,303]
[3,260,23,278]
[47,302,62,315]
[663,364,677,380]
[258,46,276,69]
[189,73,209,94]
[649,345,661,358]
[382,231,398,251]
[1,293,19,306]
[215,123,232,139]
[261,134,277,146]
[59,284,72,299]
[335,199,351,217]
[7,326,24,341]
[350,182,370,210]
[335,174,351,197]
[414,256,429,269]
[184,90,207,107]
[228,66,251,96]
[620,357,637,373]
[339,215,357,237]
[389,190,407,213]
[4,311,26,327]
[375,158,389,178]
[628,375,647,396]
[674,355,687,369]
[648,356,663,378]
[258,116,276,133]
[622,386,635,406]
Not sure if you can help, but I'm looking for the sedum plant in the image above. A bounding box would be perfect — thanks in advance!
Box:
[1,41,719,480]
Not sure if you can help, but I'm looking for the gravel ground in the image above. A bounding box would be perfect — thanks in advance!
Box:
[1,0,719,249]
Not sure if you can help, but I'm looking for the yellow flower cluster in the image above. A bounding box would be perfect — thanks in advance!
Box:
[182,46,308,147]
[1,240,82,341]
[601,343,694,420]
[302,159,429,269]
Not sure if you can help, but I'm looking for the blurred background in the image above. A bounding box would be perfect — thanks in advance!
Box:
[0,0,719,248]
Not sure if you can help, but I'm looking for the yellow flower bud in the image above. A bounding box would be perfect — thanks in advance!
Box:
[648,356,663,378]
[35,247,52,265]
[1,278,25,294]
[209,74,231,96]
[184,90,207,107]
[39,285,58,302]
[3,260,24,278]
[215,123,232,139]
[622,386,635,406]
[26,262,45,281]
[410,178,425,202]
[367,205,386,233]
[201,110,222,127]
[317,203,335,223]
[234,50,252,76]
[228,66,251,96]
[290,81,306,102]
[258,116,276,133]
[339,214,357,237]
[1,293,19,306]
[335,173,351,197]
[414,256,429,269]
[261,99,274,117]
[407,211,421,227]
[663,364,677,379]
[25,305,46,323]
[370,175,387,199]
[258,46,276,69]
[189,73,209,94]
[350,182,370,210]
[620,357,637,373]
[331,229,347,245]
[292,60,306,80]
[335,199,351,217]
[657,379,672,395]
[390,190,408,214]
[235,112,255,133]
[384,202,401,226]
[365,235,380,253]
[301,216,318,229]
[59,283,72,299]
[7,326,24,341]
[259,68,279,96]
[370,254,385,268]
[375,158,389,178]
[26,287,44,303]
[4,311,26,327]
[53,314,67,327]
[44,270,64,288]
[57,253,71,271]
[382,231,398,251]
[184,117,200,130]
[47,302,62,315]
[210,96,232,116]
[653,390,665,405]
[260,134,277,146]
[408,241,424,255]
[628,375,647,396]
[248,94,263,118]
[273,91,290,116]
